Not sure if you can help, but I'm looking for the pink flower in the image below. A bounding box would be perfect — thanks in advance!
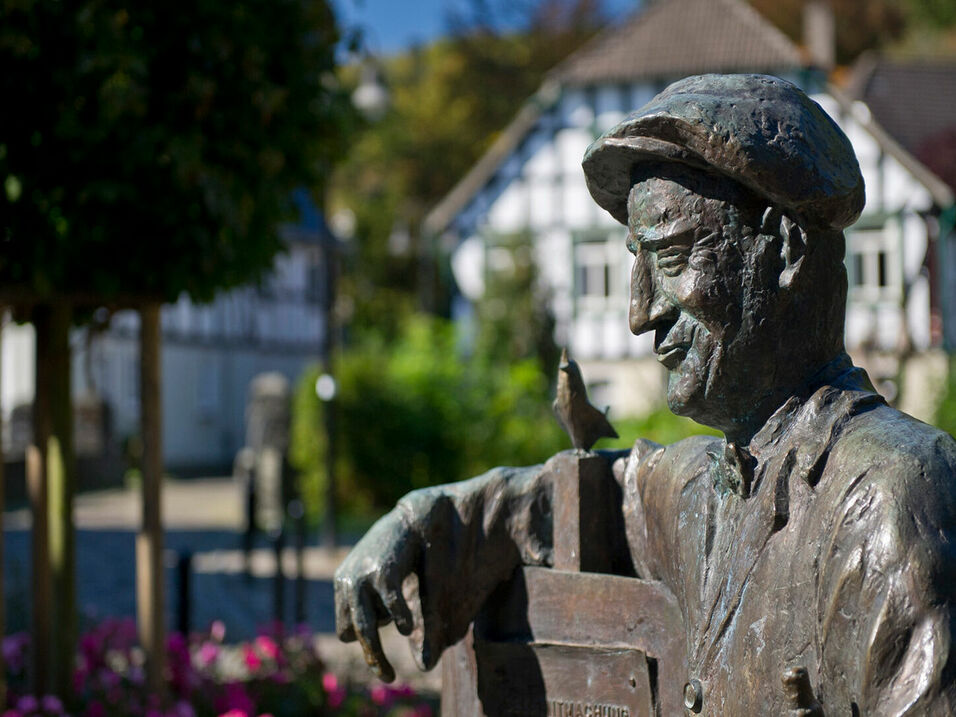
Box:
[40,696,63,714]
[72,666,89,693]
[214,683,255,717]
[370,684,391,706]
[241,645,262,672]
[254,635,280,661]
[171,702,195,717]
[210,620,226,643]
[2,633,30,674]
[391,683,415,698]
[15,696,38,713]
[217,710,248,717]
[197,642,220,666]
[322,673,345,709]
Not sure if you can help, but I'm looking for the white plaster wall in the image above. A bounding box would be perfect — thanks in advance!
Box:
[595,84,626,133]
[559,88,593,128]
[578,356,667,419]
[1,322,35,419]
[487,180,528,233]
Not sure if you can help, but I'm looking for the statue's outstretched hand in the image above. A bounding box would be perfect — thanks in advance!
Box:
[334,512,422,683]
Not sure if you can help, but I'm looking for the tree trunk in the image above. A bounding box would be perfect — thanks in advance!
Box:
[137,303,166,699]
[31,302,76,698]
[47,303,76,698]
[0,311,7,707]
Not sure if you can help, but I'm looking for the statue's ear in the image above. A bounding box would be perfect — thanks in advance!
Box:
[762,208,806,289]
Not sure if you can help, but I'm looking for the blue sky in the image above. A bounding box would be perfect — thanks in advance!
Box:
[333,0,640,56]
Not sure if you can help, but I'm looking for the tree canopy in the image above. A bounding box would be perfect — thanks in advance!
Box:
[0,0,355,306]
[749,0,956,66]
[330,0,608,334]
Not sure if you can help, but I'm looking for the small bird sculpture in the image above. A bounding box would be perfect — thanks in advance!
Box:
[553,348,618,453]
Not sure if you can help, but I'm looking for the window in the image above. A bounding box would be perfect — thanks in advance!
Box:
[574,232,627,314]
[846,225,901,304]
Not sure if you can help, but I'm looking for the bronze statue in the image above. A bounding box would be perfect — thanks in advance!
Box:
[553,348,618,453]
[335,75,956,714]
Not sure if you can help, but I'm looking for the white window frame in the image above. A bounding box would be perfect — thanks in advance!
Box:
[846,220,902,306]
[573,231,628,316]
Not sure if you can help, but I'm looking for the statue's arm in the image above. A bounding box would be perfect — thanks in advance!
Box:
[334,463,552,681]
[817,450,956,714]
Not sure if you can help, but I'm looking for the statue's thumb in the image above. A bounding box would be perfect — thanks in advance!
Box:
[782,666,823,716]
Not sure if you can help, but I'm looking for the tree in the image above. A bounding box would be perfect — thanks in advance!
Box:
[330,0,608,334]
[0,0,354,698]
[748,0,906,65]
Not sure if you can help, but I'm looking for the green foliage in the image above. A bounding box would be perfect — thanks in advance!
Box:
[0,0,355,305]
[602,406,722,450]
[291,315,722,520]
[749,0,956,64]
[331,1,606,331]
[291,314,568,518]
[934,356,956,438]
[474,231,560,377]
[749,0,905,65]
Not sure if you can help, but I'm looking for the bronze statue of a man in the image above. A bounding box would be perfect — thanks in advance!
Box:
[335,75,956,714]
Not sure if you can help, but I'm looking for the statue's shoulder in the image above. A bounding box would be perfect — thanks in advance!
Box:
[625,433,721,482]
[823,403,956,537]
[836,402,956,484]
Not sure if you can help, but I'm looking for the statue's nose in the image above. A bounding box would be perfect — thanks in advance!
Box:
[629,252,676,336]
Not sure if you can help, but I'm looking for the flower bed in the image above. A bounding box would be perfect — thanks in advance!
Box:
[3,620,435,717]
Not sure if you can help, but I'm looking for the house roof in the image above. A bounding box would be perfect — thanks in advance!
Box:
[827,83,953,207]
[424,0,805,236]
[846,55,956,197]
[847,55,956,158]
[553,0,802,86]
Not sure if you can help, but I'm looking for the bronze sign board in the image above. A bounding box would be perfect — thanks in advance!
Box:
[441,454,687,717]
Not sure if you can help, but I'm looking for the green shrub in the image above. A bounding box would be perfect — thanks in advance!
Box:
[290,315,567,520]
[602,406,721,450]
[934,356,956,438]
[291,314,722,522]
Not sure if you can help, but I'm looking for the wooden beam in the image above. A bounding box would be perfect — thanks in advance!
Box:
[137,303,166,699]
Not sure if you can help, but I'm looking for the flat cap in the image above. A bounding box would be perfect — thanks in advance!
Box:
[583,74,865,230]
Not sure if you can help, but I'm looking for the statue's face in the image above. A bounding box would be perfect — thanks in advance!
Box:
[626,174,774,432]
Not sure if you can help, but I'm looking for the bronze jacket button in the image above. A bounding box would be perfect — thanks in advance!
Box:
[684,679,703,713]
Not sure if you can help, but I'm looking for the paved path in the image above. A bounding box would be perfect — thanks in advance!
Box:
[3,478,441,692]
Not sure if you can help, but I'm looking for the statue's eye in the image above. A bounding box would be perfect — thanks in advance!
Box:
[655,245,690,276]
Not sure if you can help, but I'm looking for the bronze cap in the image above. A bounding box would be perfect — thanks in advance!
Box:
[582,74,865,231]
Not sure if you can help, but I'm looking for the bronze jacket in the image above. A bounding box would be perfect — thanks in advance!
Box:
[620,361,956,714]
[396,359,956,714]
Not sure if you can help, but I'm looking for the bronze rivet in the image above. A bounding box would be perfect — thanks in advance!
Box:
[683,679,703,713]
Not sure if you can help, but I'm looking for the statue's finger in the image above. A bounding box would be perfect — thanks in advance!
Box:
[380,583,414,636]
[333,575,357,642]
[352,584,396,683]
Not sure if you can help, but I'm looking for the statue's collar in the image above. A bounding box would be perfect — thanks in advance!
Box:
[712,354,884,500]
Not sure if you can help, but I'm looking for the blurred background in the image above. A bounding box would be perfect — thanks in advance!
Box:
[1,0,955,714]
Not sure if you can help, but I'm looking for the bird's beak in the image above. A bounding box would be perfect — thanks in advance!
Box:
[559,347,570,371]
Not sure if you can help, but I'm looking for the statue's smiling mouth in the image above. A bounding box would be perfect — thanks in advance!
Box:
[655,321,695,369]
[656,343,689,369]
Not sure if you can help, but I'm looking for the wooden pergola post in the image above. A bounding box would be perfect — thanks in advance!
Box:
[47,304,76,698]
[0,311,6,706]
[29,306,53,695]
[137,302,166,698]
